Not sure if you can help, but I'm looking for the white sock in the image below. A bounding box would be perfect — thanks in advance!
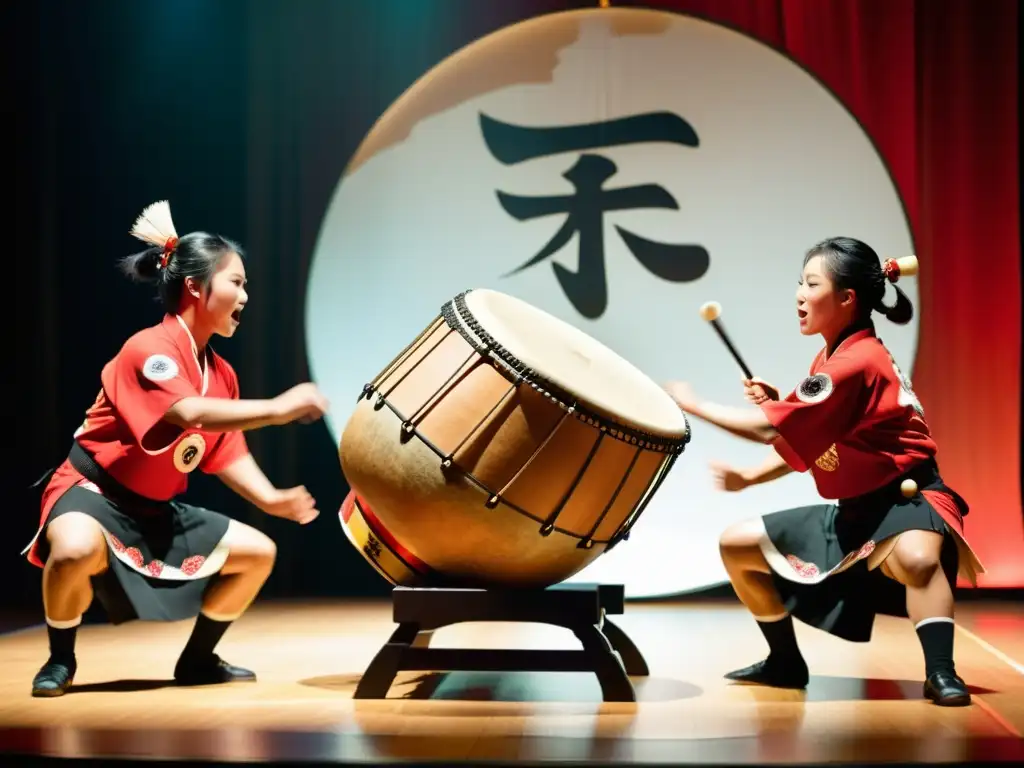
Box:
[915,616,954,630]
[46,615,82,630]
[200,608,242,623]
[754,611,789,623]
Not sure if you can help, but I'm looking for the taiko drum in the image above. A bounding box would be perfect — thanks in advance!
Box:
[337,289,690,588]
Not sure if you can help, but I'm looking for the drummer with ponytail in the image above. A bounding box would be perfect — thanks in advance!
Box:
[664,236,984,708]
[119,205,245,319]
[24,200,331,698]
[804,237,916,327]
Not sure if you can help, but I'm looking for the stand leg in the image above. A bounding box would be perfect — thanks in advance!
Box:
[355,585,641,703]
[602,617,649,676]
[353,622,421,699]
[411,628,434,648]
[572,624,636,702]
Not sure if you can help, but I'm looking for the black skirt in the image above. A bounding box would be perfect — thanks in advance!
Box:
[759,460,966,643]
[32,443,233,625]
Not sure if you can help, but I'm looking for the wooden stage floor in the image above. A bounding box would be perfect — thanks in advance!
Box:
[0,597,1021,766]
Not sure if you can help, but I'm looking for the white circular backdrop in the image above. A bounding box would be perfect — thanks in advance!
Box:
[305,8,916,598]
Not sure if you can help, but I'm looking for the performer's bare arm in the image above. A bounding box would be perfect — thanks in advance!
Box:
[711,450,794,492]
[742,450,794,485]
[665,381,779,444]
[166,397,284,432]
[215,453,279,507]
[691,400,779,444]
[165,383,328,432]
[215,453,319,524]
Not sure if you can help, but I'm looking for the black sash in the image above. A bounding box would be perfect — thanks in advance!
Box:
[29,442,174,513]
[838,458,970,518]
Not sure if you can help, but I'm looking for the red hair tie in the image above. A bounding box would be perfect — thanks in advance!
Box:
[882,258,900,283]
[160,236,179,269]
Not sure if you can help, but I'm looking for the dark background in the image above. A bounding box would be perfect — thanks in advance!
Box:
[11,0,620,613]
[9,0,1022,616]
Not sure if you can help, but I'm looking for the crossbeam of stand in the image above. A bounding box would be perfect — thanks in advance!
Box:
[353,582,648,702]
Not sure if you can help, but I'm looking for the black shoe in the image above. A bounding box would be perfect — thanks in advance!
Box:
[725,657,809,689]
[31,659,76,697]
[924,670,971,706]
[173,653,257,686]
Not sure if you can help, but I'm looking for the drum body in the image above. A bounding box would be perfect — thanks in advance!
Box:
[338,289,690,588]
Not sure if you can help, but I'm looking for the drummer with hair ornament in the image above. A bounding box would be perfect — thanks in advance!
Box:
[664,237,984,707]
[23,201,330,697]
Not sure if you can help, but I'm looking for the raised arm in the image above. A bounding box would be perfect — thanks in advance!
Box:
[665,381,778,444]
[105,339,329,442]
[165,383,329,433]
[166,396,285,432]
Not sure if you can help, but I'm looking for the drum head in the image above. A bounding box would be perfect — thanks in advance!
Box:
[458,289,688,438]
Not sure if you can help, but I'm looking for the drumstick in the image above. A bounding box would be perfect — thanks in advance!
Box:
[699,301,754,380]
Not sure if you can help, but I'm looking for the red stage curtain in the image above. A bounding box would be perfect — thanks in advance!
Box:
[639,0,1022,587]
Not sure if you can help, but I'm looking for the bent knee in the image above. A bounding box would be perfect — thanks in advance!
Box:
[889,532,944,586]
[719,519,765,553]
[890,548,941,586]
[46,513,107,569]
[255,534,277,566]
[225,523,277,570]
[718,519,769,573]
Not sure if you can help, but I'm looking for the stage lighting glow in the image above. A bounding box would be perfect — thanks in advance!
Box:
[305,8,915,598]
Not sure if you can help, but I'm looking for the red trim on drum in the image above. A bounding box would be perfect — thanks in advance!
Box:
[347,492,431,575]
[340,492,357,524]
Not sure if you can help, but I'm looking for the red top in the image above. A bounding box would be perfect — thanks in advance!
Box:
[760,327,937,500]
[26,314,249,566]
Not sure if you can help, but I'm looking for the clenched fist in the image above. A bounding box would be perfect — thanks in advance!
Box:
[273,383,330,426]
[262,485,320,525]
[743,376,780,405]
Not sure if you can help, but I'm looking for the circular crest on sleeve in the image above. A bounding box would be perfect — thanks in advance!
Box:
[143,354,179,382]
[796,373,833,404]
[173,433,207,474]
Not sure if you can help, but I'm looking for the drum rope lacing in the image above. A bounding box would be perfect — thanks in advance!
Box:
[445,291,690,455]
[355,290,688,547]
